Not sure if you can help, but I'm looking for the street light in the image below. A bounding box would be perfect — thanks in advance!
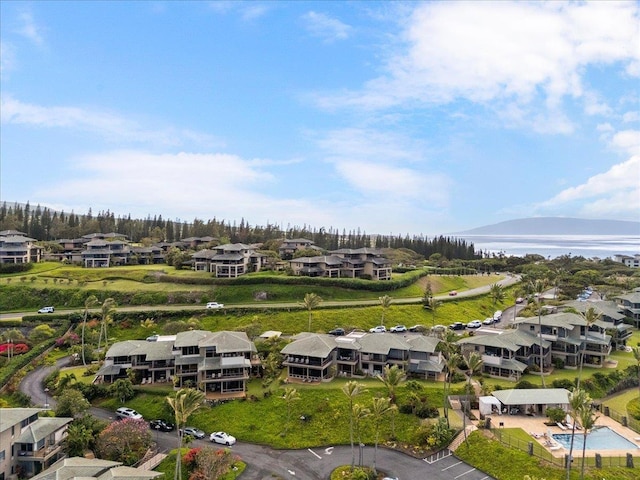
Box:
[44,388,49,409]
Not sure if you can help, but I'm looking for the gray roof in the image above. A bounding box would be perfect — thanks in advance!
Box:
[409,359,444,373]
[457,329,550,351]
[200,331,256,353]
[290,255,343,266]
[282,333,336,358]
[514,312,583,329]
[616,291,640,303]
[491,388,570,406]
[30,457,161,480]
[17,417,73,443]
[405,335,441,353]
[0,408,43,433]
[357,333,410,355]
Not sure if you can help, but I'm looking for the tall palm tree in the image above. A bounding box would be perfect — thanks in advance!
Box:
[81,295,98,366]
[444,352,461,427]
[578,400,598,480]
[529,279,548,387]
[463,352,482,446]
[633,347,640,400]
[577,306,601,388]
[167,388,206,480]
[342,381,366,470]
[378,295,392,326]
[352,403,370,466]
[301,293,322,332]
[565,388,589,480]
[488,283,505,309]
[97,297,116,353]
[376,364,405,404]
[282,387,300,436]
[370,396,395,475]
[427,297,442,328]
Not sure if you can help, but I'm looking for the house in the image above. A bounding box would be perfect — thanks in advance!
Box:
[289,255,343,278]
[81,240,131,267]
[0,231,42,264]
[489,388,570,417]
[615,289,640,328]
[192,243,266,278]
[562,300,633,348]
[457,329,550,381]
[613,254,640,268]
[289,248,393,280]
[180,236,217,249]
[29,457,162,480]
[0,408,73,479]
[278,238,321,260]
[131,245,164,265]
[97,331,261,399]
[280,331,443,383]
[513,311,612,368]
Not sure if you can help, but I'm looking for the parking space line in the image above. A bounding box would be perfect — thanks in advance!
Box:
[454,468,477,478]
[442,461,463,471]
[307,448,321,459]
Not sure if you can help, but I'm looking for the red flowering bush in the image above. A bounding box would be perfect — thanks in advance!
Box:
[0,343,29,355]
[182,447,201,468]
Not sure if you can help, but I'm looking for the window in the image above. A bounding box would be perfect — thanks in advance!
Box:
[0,449,5,461]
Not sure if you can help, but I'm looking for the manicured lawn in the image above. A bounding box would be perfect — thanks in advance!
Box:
[58,366,97,384]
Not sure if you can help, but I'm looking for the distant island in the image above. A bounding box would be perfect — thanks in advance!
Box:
[455,217,640,236]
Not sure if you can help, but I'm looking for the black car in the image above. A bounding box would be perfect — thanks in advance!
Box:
[328,328,345,336]
[149,419,175,432]
[449,322,465,331]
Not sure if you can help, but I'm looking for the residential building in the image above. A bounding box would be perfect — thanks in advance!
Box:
[0,231,42,264]
[97,331,261,399]
[489,388,570,417]
[280,331,443,383]
[616,289,640,328]
[0,408,73,479]
[513,311,612,368]
[289,248,392,280]
[192,243,266,278]
[562,300,633,348]
[278,238,320,260]
[457,329,551,381]
[289,255,343,278]
[613,254,640,268]
[29,457,162,480]
[81,239,131,268]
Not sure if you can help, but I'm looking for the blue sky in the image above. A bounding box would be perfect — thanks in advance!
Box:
[1,1,638,236]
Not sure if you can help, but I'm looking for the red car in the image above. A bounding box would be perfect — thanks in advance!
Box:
[449,291,458,296]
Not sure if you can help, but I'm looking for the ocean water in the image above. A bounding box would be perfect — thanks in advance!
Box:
[460,235,640,259]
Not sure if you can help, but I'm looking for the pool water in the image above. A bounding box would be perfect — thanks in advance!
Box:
[552,426,639,450]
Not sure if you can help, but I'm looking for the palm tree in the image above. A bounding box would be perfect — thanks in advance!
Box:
[352,403,370,466]
[301,293,322,332]
[578,399,598,480]
[282,387,300,436]
[529,279,548,387]
[342,381,366,470]
[444,352,461,427]
[378,295,392,326]
[565,388,589,480]
[166,388,206,480]
[81,295,98,366]
[462,352,482,446]
[97,297,116,353]
[633,347,640,400]
[577,306,601,388]
[57,373,77,391]
[370,396,395,475]
[376,364,405,404]
[488,283,505,309]
[426,297,442,327]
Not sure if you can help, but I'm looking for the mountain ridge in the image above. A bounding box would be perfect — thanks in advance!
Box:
[454,217,640,236]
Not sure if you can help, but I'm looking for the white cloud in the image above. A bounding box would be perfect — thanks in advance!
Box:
[302,11,352,42]
[623,111,640,123]
[17,11,44,46]
[610,130,640,156]
[539,155,640,219]
[0,42,16,74]
[0,94,220,148]
[311,1,639,132]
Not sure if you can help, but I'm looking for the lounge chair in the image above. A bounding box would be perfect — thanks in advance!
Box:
[531,432,543,439]
[556,422,567,430]
[550,444,563,451]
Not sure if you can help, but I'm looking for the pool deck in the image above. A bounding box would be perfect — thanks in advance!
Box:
[482,410,640,458]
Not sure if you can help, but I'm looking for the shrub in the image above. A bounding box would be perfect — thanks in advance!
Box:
[546,407,566,424]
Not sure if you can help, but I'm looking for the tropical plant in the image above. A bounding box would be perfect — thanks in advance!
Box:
[370,396,395,475]
[166,388,206,480]
[462,352,482,446]
[282,387,300,436]
[577,399,598,480]
[97,297,116,353]
[378,295,392,326]
[352,403,370,466]
[376,364,405,404]
[81,294,98,366]
[565,388,589,480]
[577,306,601,388]
[301,293,322,332]
[488,283,505,308]
[55,389,91,418]
[95,418,152,466]
[64,422,94,457]
[528,278,548,387]
[633,346,640,400]
[342,381,366,470]
[109,378,135,404]
[444,352,461,427]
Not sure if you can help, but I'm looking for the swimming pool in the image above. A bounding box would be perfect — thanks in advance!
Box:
[552,426,639,450]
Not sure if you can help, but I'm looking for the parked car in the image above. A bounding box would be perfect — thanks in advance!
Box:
[38,306,55,314]
[116,407,143,420]
[206,302,224,309]
[449,322,465,331]
[467,320,482,329]
[431,324,446,333]
[369,325,387,333]
[179,427,206,439]
[149,419,175,432]
[515,297,524,304]
[390,325,407,333]
[483,317,495,325]
[448,290,458,296]
[409,324,427,332]
[328,328,345,336]
[493,310,503,321]
[210,431,236,446]
[146,334,159,342]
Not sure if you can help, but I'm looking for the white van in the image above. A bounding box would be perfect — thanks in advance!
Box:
[116,407,143,420]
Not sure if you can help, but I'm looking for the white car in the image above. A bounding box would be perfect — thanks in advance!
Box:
[467,320,482,329]
[210,431,236,446]
[116,407,143,420]
[38,306,55,314]
[483,317,494,325]
[369,325,387,333]
[206,302,224,309]
[493,310,503,321]
[390,325,407,333]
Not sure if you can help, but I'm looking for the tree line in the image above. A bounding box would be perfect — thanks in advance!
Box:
[0,201,478,260]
